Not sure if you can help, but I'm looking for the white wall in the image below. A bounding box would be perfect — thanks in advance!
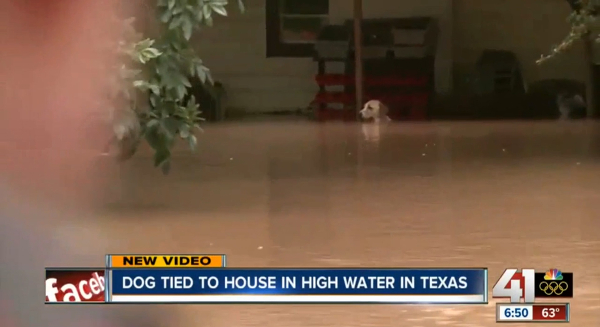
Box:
[194,0,453,113]
[192,0,315,113]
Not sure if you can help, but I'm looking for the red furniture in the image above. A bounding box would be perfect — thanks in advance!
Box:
[312,18,436,122]
[312,67,433,121]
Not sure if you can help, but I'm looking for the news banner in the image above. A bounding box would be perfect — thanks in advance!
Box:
[45,254,573,323]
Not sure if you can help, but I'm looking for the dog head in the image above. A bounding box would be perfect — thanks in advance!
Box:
[359,100,390,122]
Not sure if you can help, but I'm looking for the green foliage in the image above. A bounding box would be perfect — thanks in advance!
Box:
[112,0,244,174]
[537,0,600,64]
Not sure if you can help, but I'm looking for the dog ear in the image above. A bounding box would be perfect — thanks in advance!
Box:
[379,103,389,115]
[381,103,390,115]
[371,101,380,111]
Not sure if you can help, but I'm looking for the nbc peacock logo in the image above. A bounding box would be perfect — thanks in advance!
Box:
[534,268,573,298]
[544,268,563,281]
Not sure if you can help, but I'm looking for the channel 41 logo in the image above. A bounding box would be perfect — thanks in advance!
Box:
[492,268,573,303]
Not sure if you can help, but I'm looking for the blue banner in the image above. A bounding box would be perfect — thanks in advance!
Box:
[109,268,487,304]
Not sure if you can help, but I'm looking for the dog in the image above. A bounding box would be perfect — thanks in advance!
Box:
[359,100,391,143]
[359,100,392,123]
[557,92,586,120]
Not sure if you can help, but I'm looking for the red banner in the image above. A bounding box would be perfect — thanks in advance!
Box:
[45,268,105,303]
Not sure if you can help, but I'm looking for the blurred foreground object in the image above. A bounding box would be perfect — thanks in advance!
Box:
[0,214,170,327]
[0,1,169,326]
[0,0,123,204]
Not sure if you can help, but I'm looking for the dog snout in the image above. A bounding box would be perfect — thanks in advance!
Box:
[359,109,373,119]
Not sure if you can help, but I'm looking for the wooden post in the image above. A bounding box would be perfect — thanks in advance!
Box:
[353,0,363,119]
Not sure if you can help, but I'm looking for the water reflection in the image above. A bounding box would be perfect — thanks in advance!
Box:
[97,121,599,326]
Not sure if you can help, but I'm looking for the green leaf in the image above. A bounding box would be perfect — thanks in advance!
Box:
[162,117,181,138]
[168,0,176,10]
[179,125,190,138]
[196,65,207,83]
[182,18,193,40]
[144,128,163,150]
[186,95,198,109]
[160,10,172,23]
[176,85,186,99]
[195,10,205,22]
[132,80,146,88]
[180,75,191,87]
[147,119,160,129]
[149,48,162,57]
[133,80,160,95]
[202,5,212,20]
[154,148,170,167]
[188,134,197,152]
[137,38,154,48]
[196,64,213,84]
[237,0,245,13]
[147,110,160,119]
[171,39,183,51]
[210,4,228,16]
[160,160,171,174]
[150,95,158,107]
[163,70,183,89]
[149,84,161,95]
[169,15,183,29]
[141,48,162,59]
[172,5,184,15]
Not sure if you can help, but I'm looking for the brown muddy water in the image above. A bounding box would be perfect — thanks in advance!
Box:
[78,121,600,326]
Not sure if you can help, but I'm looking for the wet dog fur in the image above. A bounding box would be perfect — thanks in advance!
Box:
[359,100,391,123]
[359,100,391,143]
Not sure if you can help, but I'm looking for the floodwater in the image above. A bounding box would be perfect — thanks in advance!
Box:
[81,121,600,326]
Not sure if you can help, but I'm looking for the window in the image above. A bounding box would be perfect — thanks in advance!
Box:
[266,0,329,57]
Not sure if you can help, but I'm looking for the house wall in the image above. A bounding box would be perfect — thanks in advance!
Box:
[452,0,586,92]
[193,0,316,113]
[194,0,585,113]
